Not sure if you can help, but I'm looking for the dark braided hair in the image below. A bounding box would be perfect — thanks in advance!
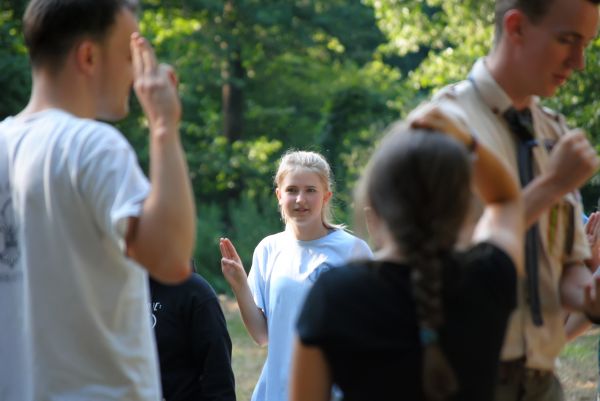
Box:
[357,125,472,400]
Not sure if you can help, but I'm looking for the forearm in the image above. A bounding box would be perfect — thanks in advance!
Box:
[290,339,332,401]
[232,283,268,346]
[128,130,196,283]
[560,263,592,311]
[471,142,520,205]
[522,174,563,229]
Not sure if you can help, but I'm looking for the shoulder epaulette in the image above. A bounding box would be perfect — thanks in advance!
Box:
[433,81,471,101]
[539,105,562,123]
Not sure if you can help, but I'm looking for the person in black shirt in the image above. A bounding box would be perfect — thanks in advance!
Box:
[290,107,524,401]
[150,263,236,401]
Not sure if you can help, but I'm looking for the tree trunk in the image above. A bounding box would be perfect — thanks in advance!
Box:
[221,0,245,142]
[221,53,245,142]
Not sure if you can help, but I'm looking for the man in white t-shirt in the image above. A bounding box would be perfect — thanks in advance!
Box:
[0,1,196,400]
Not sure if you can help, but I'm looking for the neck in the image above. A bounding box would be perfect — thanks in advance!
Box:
[486,49,532,110]
[21,67,95,119]
[374,247,404,264]
[287,222,330,241]
[373,233,405,263]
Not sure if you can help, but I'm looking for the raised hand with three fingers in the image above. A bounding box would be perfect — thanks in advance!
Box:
[219,238,249,292]
[130,32,181,137]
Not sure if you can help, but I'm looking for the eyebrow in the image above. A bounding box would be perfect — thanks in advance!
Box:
[285,185,318,189]
[557,30,595,44]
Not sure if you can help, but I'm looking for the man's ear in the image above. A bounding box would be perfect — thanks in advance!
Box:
[74,40,99,76]
[503,9,526,44]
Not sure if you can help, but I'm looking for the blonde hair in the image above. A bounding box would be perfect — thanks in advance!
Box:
[274,150,340,229]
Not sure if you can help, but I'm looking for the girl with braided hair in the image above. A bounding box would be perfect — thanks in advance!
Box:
[290,107,524,401]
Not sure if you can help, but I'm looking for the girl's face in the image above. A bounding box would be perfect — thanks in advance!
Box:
[276,169,332,239]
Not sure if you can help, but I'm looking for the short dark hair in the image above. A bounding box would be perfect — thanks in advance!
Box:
[495,0,600,40]
[23,0,138,71]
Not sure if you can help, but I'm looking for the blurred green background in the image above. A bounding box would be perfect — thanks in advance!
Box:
[3,0,600,291]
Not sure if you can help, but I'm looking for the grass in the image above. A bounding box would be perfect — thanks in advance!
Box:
[557,328,599,401]
[220,295,267,401]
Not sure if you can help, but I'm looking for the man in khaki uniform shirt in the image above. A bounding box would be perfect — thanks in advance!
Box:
[414,0,600,400]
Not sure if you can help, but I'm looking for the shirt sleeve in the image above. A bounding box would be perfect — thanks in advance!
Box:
[190,297,236,401]
[77,126,150,251]
[565,194,591,264]
[465,242,518,313]
[247,241,268,313]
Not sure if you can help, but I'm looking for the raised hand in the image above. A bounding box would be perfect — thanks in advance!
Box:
[220,238,248,292]
[130,32,181,136]
[586,212,600,270]
[546,129,599,196]
[410,104,472,147]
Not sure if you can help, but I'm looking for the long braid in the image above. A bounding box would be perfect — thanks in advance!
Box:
[404,239,458,400]
[358,127,472,400]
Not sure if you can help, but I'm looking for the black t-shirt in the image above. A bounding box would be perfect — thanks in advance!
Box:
[297,242,516,401]
[150,274,236,401]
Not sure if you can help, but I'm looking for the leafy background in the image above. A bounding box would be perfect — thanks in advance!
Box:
[3,0,600,291]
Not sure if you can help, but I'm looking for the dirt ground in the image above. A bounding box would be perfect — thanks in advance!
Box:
[221,296,600,401]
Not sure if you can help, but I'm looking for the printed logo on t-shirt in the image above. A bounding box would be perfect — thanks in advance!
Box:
[0,186,21,282]
[150,301,162,328]
[307,262,338,283]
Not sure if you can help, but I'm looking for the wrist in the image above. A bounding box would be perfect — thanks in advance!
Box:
[528,173,564,205]
[584,309,600,325]
[231,279,251,298]
[151,126,178,138]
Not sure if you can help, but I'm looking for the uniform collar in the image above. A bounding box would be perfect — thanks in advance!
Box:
[468,58,537,115]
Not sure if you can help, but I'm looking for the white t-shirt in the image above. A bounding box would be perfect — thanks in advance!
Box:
[0,132,32,401]
[247,228,373,401]
[0,109,160,401]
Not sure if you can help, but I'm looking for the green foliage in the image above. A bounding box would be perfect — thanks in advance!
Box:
[193,204,226,291]
[0,6,30,119]
[194,193,282,294]
[368,0,600,209]
[6,0,600,291]
[227,192,282,268]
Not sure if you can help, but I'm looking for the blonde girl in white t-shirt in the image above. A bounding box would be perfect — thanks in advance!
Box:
[219,150,372,401]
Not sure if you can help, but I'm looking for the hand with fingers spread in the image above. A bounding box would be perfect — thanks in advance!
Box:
[130,32,181,136]
[220,238,248,292]
[582,274,600,323]
[586,212,600,270]
[545,129,599,197]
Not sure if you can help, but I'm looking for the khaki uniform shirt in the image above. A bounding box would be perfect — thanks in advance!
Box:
[427,58,590,371]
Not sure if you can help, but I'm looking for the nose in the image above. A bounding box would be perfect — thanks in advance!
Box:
[295,191,305,203]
